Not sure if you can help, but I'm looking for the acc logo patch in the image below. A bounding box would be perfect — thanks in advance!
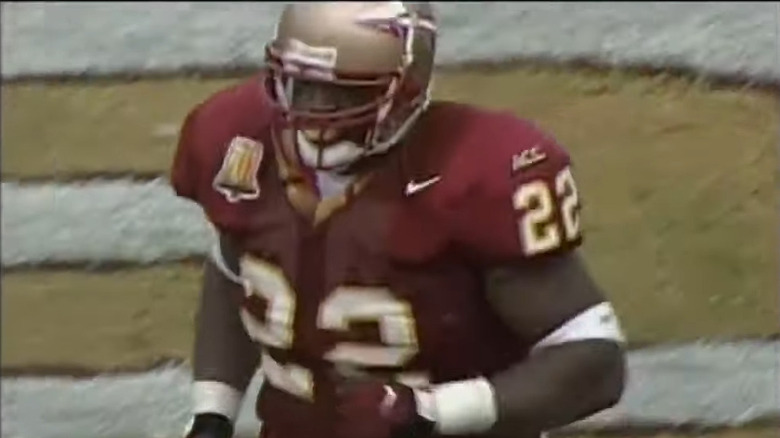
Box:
[511,145,547,174]
[212,136,264,203]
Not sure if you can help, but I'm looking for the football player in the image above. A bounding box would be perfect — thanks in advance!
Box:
[174,3,627,438]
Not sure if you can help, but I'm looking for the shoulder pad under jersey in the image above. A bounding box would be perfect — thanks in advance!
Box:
[442,108,584,264]
[170,75,274,234]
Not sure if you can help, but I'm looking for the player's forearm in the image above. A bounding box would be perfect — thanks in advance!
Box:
[488,339,625,434]
[192,259,261,420]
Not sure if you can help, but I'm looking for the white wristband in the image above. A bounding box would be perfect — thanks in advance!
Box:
[531,301,625,353]
[192,380,243,423]
[414,377,498,435]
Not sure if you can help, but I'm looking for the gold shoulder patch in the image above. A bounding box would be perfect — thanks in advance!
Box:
[212,136,264,203]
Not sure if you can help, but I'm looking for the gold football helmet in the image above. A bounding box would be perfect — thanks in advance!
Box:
[264,2,437,170]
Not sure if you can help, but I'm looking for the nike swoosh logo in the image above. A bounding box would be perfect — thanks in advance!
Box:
[405,175,442,195]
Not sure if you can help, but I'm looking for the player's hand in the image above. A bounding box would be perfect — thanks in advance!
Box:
[334,379,435,438]
[184,413,234,438]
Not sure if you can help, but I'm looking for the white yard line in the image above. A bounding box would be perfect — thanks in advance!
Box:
[2,3,777,81]
[2,341,778,438]
[1,179,211,268]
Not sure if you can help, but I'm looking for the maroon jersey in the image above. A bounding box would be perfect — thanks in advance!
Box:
[172,76,583,438]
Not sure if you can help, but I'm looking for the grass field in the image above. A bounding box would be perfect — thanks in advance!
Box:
[2,65,780,438]
[1,266,199,372]
[2,65,779,438]
[2,66,777,371]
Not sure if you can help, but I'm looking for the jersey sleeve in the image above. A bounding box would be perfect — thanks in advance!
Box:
[169,78,271,236]
[169,105,243,232]
[448,116,584,265]
[170,107,206,202]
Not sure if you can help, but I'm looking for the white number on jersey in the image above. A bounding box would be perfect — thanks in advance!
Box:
[239,255,424,400]
[512,165,581,256]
